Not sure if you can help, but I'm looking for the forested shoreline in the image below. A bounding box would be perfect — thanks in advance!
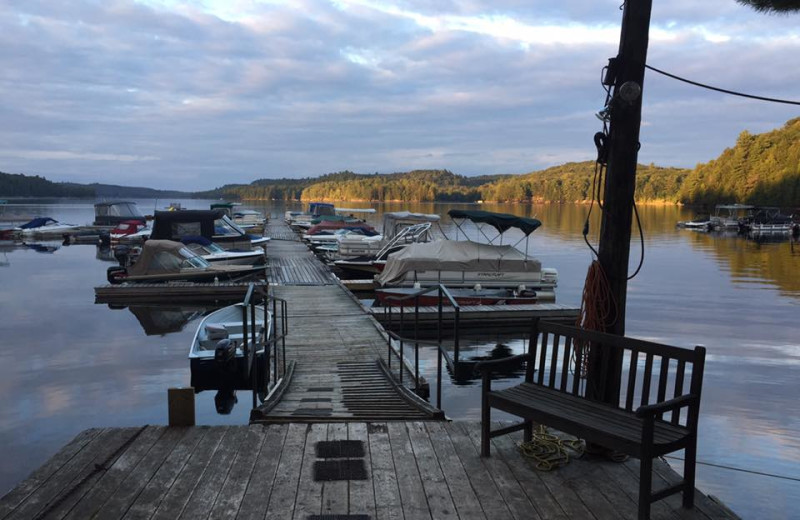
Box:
[3,118,799,207]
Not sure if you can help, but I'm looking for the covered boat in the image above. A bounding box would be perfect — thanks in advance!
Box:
[110,220,149,241]
[150,210,269,250]
[19,217,79,238]
[94,201,146,226]
[374,209,557,306]
[106,239,265,284]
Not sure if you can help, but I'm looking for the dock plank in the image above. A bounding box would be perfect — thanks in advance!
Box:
[208,426,264,520]
[320,423,349,516]
[264,423,307,519]
[122,427,209,520]
[291,423,327,520]
[236,424,288,520]
[387,422,431,520]
[367,424,403,520]
[406,421,459,520]
[348,423,377,519]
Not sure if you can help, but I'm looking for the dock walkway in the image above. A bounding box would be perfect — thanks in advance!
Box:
[253,221,439,422]
[0,423,737,520]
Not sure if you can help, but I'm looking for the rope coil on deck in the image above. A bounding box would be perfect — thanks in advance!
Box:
[517,425,585,471]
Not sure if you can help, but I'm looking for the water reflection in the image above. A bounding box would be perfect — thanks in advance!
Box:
[126,306,206,336]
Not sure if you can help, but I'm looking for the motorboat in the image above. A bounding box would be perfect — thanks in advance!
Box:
[373,209,557,306]
[233,209,267,228]
[738,207,796,234]
[18,217,79,238]
[333,211,441,261]
[150,209,269,251]
[109,220,149,241]
[332,221,439,277]
[189,302,272,387]
[180,236,266,265]
[709,204,754,230]
[106,239,266,284]
[94,201,146,226]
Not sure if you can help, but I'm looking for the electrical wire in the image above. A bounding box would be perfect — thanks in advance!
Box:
[664,455,800,483]
[646,64,800,106]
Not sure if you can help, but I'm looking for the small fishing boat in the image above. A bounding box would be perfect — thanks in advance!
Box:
[189,303,272,384]
[106,239,266,284]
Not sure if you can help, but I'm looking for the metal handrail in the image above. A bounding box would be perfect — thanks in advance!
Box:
[381,283,461,410]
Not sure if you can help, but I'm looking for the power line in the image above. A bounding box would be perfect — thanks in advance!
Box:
[646,64,800,106]
[664,455,800,482]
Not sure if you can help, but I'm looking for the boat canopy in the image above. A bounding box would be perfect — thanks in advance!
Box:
[20,217,58,229]
[180,235,214,246]
[380,211,436,236]
[128,240,209,276]
[151,210,226,240]
[375,240,542,287]
[447,209,541,236]
[308,202,335,216]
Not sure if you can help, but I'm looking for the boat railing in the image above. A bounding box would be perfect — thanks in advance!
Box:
[381,284,460,410]
[241,283,289,408]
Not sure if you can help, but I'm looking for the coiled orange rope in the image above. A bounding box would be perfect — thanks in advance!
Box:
[573,260,617,378]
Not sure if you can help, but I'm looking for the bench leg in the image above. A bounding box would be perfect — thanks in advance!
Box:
[481,403,491,457]
[638,457,652,520]
[683,441,697,508]
[523,420,533,443]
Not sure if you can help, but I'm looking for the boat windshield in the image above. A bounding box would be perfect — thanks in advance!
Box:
[214,215,247,236]
[178,248,210,268]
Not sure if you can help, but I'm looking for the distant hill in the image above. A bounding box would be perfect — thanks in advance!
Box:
[677,117,800,206]
[3,118,798,206]
[0,171,94,198]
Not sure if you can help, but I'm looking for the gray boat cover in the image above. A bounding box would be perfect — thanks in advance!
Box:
[375,240,542,286]
[128,240,245,277]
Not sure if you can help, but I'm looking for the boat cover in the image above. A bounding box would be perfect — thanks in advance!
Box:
[447,209,541,236]
[307,222,377,235]
[375,240,542,286]
[151,210,227,240]
[382,212,440,240]
[128,240,205,276]
[20,217,58,229]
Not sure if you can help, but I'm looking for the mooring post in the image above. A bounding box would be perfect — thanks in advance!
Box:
[168,387,195,426]
[591,0,653,404]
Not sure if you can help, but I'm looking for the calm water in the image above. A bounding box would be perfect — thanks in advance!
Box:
[1,199,798,518]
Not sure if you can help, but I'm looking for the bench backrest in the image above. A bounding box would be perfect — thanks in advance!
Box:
[527,319,705,429]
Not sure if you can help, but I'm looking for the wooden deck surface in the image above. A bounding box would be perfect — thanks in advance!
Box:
[0,422,737,520]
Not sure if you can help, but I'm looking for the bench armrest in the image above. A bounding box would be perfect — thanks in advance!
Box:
[474,353,533,375]
[635,394,698,418]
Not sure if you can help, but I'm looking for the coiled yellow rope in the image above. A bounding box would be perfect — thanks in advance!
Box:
[517,425,585,471]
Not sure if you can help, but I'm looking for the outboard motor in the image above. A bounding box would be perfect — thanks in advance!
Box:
[214,339,237,373]
[113,244,131,267]
[98,231,111,247]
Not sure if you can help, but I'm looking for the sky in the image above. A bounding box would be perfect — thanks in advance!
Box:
[1,1,799,191]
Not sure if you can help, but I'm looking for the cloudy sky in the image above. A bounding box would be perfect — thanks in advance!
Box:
[1,1,798,190]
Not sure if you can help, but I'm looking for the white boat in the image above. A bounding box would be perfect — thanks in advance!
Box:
[335,211,441,261]
[189,303,272,382]
[374,209,558,306]
[18,217,79,238]
[233,209,267,228]
[181,236,266,265]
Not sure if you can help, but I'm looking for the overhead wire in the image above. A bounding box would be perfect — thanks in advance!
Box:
[645,64,800,106]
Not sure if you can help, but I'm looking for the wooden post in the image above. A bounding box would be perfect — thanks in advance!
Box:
[591,0,653,404]
[168,387,195,426]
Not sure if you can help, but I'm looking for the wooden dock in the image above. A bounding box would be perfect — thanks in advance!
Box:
[253,221,438,422]
[95,281,269,304]
[0,422,738,520]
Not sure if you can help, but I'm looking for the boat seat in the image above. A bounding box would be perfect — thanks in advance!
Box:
[205,324,228,340]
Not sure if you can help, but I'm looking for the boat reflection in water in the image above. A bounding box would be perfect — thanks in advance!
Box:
[447,340,527,385]
[126,305,208,336]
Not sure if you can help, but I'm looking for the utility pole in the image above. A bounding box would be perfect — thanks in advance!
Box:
[590,0,653,404]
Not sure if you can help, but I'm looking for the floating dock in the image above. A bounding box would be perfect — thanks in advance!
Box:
[0,422,737,520]
[94,281,269,304]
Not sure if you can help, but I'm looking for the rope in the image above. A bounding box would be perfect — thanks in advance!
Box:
[572,261,617,380]
[518,425,585,471]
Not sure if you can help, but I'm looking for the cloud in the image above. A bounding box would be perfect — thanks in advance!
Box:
[0,0,798,189]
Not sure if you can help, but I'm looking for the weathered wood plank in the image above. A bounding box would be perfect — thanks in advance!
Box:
[441,422,514,520]
[291,423,328,519]
[405,422,459,520]
[63,426,167,520]
[176,426,249,520]
[387,422,431,520]
[150,426,228,520]
[122,427,209,520]
[367,423,404,520]
[207,425,265,520]
[236,424,289,520]
[0,428,101,519]
[264,423,308,519]
[93,426,188,519]
[347,423,377,519]
[320,423,349,516]
[460,422,545,520]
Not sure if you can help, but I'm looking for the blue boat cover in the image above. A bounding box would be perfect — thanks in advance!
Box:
[20,217,57,229]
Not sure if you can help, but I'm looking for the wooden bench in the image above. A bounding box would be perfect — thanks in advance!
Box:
[475,319,706,520]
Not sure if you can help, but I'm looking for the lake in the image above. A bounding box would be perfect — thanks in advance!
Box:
[1,199,798,519]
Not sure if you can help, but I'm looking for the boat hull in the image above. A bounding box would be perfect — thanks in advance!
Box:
[374,287,556,307]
